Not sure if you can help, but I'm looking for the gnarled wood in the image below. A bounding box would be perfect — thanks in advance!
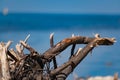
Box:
[0,34,115,80]
[49,37,115,79]
[0,41,12,80]
[43,36,115,62]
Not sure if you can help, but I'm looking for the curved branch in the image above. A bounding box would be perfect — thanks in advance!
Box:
[43,36,115,62]
[49,37,115,79]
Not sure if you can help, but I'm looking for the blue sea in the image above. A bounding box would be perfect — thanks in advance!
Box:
[0,13,120,79]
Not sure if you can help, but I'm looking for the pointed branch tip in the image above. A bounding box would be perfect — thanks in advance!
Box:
[24,34,30,43]
[50,33,54,39]
[5,41,13,49]
[94,33,100,38]
[72,34,75,37]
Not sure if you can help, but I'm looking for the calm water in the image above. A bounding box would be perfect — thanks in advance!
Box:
[0,13,120,79]
[0,13,120,31]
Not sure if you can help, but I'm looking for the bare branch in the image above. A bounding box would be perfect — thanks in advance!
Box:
[8,49,20,62]
[20,40,37,55]
[5,41,12,49]
[0,34,115,80]
[20,34,30,51]
[50,33,57,69]
[50,33,54,47]
[0,41,12,80]
[49,37,115,79]
[16,34,30,57]
[43,36,115,62]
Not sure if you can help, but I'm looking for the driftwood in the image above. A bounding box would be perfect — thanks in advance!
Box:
[0,34,116,80]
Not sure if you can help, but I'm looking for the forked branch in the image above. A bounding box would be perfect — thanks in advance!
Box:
[0,34,115,80]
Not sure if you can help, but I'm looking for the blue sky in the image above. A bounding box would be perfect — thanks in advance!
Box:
[0,0,120,14]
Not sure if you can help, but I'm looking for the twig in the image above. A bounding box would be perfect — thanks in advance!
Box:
[7,49,19,62]
[16,34,30,57]
[50,33,57,69]
[50,33,54,47]
[20,40,36,55]
[20,34,30,51]
[69,34,76,59]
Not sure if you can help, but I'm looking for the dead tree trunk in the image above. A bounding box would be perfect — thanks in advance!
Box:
[0,41,12,80]
[0,34,115,80]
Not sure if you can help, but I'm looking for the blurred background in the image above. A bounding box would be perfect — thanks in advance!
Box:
[0,0,120,79]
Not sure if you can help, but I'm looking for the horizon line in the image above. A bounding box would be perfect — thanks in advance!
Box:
[0,12,120,15]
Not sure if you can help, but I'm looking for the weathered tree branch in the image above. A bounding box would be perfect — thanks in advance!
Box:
[43,36,115,62]
[50,33,57,69]
[20,40,38,55]
[69,34,76,59]
[49,37,115,79]
[0,41,12,80]
[20,34,30,52]
[0,34,116,80]
[16,34,30,58]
